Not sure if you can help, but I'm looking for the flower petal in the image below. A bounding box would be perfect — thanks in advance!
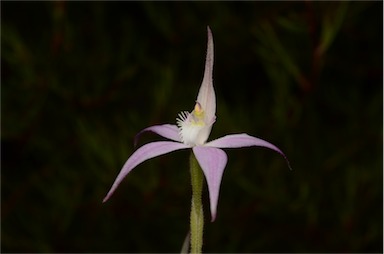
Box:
[192,146,228,222]
[206,133,291,169]
[196,26,216,125]
[103,141,190,203]
[134,124,182,147]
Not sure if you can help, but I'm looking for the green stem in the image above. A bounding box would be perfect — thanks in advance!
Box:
[189,152,204,254]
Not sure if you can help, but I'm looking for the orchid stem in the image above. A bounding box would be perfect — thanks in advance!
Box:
[189,152,204,254]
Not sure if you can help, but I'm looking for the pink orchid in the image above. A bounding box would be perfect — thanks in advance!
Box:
[103,26,290,222]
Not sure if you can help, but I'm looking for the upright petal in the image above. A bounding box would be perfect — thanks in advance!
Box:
[205,133,291,169]
[134,124,182,147]
[196,26,216,125]
[103,141,190,203]
[192,146,228,222]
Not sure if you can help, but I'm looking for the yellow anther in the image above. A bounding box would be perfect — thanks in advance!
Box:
[194,102,204,117]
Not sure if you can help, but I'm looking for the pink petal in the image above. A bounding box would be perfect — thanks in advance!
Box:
[196,26,216,125]
[134,124,182,147]
[206,133,291,169]
[192,146,228,222]
[103,141,190,203]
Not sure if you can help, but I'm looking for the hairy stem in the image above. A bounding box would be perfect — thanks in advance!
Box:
[189,152,204,254]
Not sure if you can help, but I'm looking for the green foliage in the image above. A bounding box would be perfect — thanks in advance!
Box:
[2,1,382,252]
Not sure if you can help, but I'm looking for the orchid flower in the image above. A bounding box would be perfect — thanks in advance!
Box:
[103,26,290,223]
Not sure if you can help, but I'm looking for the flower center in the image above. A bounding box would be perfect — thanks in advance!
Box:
[177,102,206,146]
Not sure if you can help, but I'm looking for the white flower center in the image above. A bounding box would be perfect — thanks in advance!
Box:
[176,102,207,146]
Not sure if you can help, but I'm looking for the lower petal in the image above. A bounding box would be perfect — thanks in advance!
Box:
[192,146,228,222]
[103,141,190,202]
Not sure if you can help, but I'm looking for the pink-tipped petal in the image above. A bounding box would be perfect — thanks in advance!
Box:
[134,124,182,147]
[193,146,228,222]
[103,141,190,203]
[206,133,291,170]
[196,26,216,125]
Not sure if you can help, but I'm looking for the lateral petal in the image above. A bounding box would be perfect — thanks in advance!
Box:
[192,146,228,222]
[205,133,291,169]
[103,141,190,202]
[134,124,182,147]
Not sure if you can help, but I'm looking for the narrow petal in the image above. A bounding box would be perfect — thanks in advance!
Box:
[134,124,182,147]
[206,133,291,169]
[196,26,216,124]
[103,141,190,203]
[193,146,228,222]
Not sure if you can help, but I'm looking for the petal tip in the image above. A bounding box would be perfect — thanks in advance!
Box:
[287,160,293,171]
[207,25,212,35]
[103,190,114,203]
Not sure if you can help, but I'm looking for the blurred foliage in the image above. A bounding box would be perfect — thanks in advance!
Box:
[1,1,382,253]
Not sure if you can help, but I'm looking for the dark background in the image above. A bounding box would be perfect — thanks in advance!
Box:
[1,1,382,253]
